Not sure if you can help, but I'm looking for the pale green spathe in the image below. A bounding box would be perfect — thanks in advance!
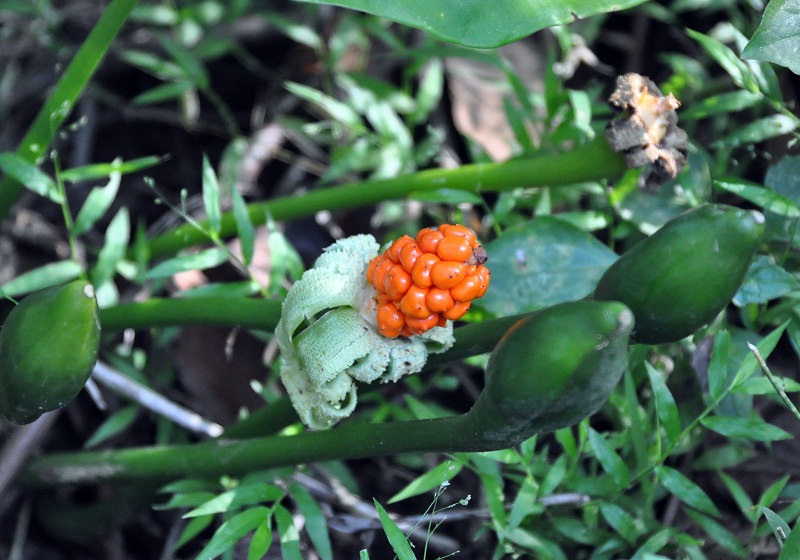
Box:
[275,234,454,429]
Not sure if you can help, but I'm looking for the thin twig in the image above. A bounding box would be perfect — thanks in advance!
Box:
[747,342,800,425]
[92,361,224,437]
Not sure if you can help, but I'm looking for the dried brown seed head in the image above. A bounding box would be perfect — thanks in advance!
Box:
[605,73,688,189]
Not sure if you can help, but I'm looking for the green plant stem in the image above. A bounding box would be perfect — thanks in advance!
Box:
[224,313,525,437]
[18,313,526,483]
[146,136,627,259]
[97,297,282,331]
[19,412,483,487]
[0,0,139,222]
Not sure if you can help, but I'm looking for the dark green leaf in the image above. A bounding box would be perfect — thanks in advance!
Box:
[373,499,417,560]
[759,506,792,551]
[631,529,674,559]
[220,138,255,265]
[758,475,791,510]
[285,81,364,131]
[177,281,261,298]
[84,404,137,449]
[195,506,270,560]
[478,216,617,316]
[289,482,333,560]
[686,509,747,557]
[202,155,222,236]
[275,504,303,560]
[708,330,731,401]
[507,476,540,530]
[247,518,272,560]
[733,256,798,306]
[715,180,800,216]
[185,483,284,518]
[154,32,209,89]
[732,375,800,395]
[779,520,800,559]
[713,114,799,148]
[587,427,630,489]
[0,261,83,298]
[389,460,462,503]
[132,80,193,105]
[645,362,681,444]
[153,491,217,511]
[261,11,323,50]
[692,441,755,470]
[120,49,184,80]
[539,454,567,496]
[60,155,165,182]
[174,514,214,551]
[143,248,229,280]
[300,0,646,47]
[681,90,765,120]
[701,414,792,441]
[764,154,800,245]
[730,321,788,388]
[687,29,759,92]
[73,162,122,235]
[599,502,640,544]
[655,465,720,517]
[92,208,130,287]
[742,0,800,75]
[718,471,754,518]
[0,152,61,203]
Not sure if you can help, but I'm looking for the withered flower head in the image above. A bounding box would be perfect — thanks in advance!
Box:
[605,73,688,189]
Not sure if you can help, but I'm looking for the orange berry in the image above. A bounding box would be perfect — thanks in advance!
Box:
[388,235,414,264]
[384,264,412,300]
[436,235,472,262]
[399,285,431,319]
[450,273,481,302]
[405,313,440,335]
[377,302,405,337]
[426,288,455,313]
[438,224,477,246]
[366,255,380,285]
[372,258,394,291]
[444,301,471,321]
[417,228,444,253]
[475,265,491,297]
[431,261,467,289]
[411,253,440,288]
[399,242,422,273]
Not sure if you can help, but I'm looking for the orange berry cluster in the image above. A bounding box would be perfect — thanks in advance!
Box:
[366,224,490,338]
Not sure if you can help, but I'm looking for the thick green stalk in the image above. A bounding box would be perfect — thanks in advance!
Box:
[19,302,632,487]
[147,136,626,259]
[223,314,526,438]
[0,0,139,221]
[20,412,480,487]
[98,297,282,331]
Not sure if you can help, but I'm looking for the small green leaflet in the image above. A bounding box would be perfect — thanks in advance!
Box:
[73,161,122,235]
[201,154,222,236]
[655,465,720,517]
[389,460,462,503]
[0,261,83,298]
[373,499,417,560]
[700,414,792,441]
[143,247,229,280]
[644,363,681,444]
[0,152,62,203]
